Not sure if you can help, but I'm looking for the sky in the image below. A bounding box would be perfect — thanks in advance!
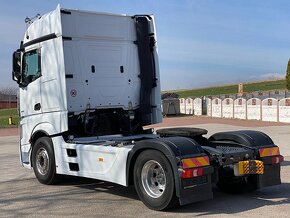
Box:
[1,0,290,91]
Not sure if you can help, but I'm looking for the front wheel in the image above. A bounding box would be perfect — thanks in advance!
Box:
[133,150,178,210]
[31,136,59,184]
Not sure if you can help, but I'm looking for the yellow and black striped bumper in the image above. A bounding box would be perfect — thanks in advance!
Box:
[234,160,264,176]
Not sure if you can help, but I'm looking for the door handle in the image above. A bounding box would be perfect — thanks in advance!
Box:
[34,103,41,111]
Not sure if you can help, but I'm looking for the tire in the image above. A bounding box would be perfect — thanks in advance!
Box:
[31,136,59,184]
[133,150,178,210]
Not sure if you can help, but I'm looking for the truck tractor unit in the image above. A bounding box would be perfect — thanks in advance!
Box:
[12,6,283,210]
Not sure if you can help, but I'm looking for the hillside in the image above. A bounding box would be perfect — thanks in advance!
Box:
[166,79,286,98]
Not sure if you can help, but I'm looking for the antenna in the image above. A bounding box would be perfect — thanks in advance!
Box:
[24,13,41,25]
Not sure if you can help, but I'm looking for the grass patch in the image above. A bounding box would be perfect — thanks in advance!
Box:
[167,79,286,98]
[0,116,19,127]
[0,109,19,127]
[244,80,286,93]
[0,108,18,117]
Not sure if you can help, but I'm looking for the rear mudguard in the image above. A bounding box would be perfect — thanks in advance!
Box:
[209,130,282,188]
[209,130,274,147]
[127,136,213,205]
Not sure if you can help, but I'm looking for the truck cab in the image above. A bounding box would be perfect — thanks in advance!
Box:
[12,5,283,211]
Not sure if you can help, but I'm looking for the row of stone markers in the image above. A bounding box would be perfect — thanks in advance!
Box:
[179,98,203,115]
[179,97,290,123]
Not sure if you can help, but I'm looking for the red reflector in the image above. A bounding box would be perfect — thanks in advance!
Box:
[272,155,284,164]
[182,167,203,179]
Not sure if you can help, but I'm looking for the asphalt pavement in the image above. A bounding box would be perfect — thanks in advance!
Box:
[1,123,290,217]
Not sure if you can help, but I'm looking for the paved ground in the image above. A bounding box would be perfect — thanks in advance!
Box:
[1,117,290,217]
[0,128,18,137]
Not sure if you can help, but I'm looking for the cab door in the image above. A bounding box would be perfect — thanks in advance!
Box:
[19,47,42,118]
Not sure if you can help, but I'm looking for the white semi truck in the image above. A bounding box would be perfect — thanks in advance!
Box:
[12,5,283,210]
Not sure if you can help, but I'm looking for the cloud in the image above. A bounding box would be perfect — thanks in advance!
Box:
[250,73,285,81]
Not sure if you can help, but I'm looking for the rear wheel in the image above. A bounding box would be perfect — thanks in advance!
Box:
[133,150,178,210]
[32,136,59,184]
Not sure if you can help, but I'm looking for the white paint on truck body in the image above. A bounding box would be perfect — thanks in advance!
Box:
[61,9,142,112]
[18,5,162,186]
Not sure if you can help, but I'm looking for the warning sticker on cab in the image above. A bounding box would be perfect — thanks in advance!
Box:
[70,89,77,97]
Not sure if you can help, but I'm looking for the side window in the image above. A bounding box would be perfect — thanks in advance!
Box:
[22,49,41,85]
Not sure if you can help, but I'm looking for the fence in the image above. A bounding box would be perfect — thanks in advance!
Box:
[167,97,290,123]
[0,94,17,109]
[206,98,212,117]
[234,98,246,119]
[0,101,17,109]
[179,98,186,114]
[210,89,290,101]
[261,98,278,122]
[194,98,202,116]
[247,98,261,120]
[185,98,194,114]
[212,98,222,118]
[222,98,234,118]
[279,98,290,123]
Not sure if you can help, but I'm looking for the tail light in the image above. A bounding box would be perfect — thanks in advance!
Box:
[182,167,203,179]
[272,155,284,164]
[259,147,283,165]
[181,156,209,179]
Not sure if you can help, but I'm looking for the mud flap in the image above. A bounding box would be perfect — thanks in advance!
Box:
[256,164,281,188]
[179,167,213,205]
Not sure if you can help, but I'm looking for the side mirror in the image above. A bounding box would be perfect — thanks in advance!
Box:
[12,50,22,84]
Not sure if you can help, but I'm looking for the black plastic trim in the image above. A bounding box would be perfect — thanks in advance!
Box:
[34,103,41,111]
[65,74,74,78]
[209,130,274,147]
[61,9,72,14]
[132,15,152,20]
[67,149,77,157]
[63,36,72,41]
[23,33,57,48]
[69,163,79,171]
[134,16,157,125]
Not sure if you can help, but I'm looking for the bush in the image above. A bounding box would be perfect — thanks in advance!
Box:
[286,59,290,90]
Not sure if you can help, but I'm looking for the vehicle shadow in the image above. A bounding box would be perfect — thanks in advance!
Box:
[168,184,290,215]
[60,175,290,215]
[281,160,290,167]
[59,176,139,200]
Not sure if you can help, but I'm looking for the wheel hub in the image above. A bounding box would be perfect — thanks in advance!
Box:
[141,160,166,198]
[36,148,49,175]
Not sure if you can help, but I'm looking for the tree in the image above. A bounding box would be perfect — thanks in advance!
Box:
[161,92,179,100]
[286,59,290,90]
